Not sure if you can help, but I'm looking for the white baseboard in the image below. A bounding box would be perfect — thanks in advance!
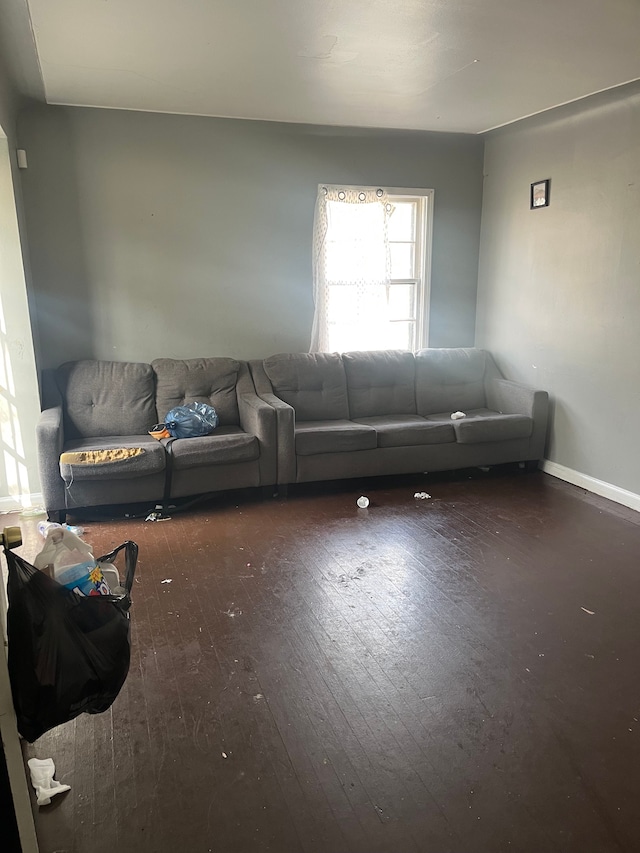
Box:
[0,493,44,514]
[541,460,640,513]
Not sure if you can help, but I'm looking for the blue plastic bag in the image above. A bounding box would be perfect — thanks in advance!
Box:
[164,402,219,438]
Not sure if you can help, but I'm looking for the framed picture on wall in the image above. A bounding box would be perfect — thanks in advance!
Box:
[530,179,550,209]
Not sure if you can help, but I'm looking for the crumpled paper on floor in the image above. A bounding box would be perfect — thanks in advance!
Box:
[27,757,71,806]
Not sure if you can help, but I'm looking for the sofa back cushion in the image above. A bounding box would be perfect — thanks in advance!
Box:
[415,348,487,415]
[152,358,240,425]
[343,350,416,418]
[263,353,349,421]
[56,360,157,439]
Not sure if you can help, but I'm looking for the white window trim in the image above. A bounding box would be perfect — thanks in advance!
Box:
[385,186,434,351]
[327,185,434,350]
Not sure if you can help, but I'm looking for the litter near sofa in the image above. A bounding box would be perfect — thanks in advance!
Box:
[581,606,595,615]
[149,422,172,440]
[161,578,173,584]
[414,492,432,500]
[145,508,171,522]
[224,607,243,618]
[164,401,219,438]
[37,519,84,537]
[27,758,71,807]
[4,528,138,742]
[451,411,467,420]
[356,495,370,508]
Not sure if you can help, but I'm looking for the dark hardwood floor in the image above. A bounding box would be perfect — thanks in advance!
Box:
[4,467,640,853]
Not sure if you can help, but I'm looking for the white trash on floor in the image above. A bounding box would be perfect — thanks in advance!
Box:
[27,757,71,807]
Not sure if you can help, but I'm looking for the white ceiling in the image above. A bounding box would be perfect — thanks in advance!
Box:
[23,0,640,133]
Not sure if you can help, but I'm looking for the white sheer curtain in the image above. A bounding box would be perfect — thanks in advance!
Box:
[310,185,393,352]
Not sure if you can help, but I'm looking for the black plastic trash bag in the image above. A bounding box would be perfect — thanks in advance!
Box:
[164,401,219,438]
[5,540,138,743]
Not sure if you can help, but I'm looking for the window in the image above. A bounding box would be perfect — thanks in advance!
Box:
[311,185,432,353]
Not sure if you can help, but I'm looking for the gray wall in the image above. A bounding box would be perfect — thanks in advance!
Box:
[476,82,640,495]
[18,105,484,368]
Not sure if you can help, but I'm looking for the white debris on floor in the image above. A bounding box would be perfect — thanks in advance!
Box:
[27,758,71,807]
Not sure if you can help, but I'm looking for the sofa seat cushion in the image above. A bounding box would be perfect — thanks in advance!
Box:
[295,420,377,456]
[169,427,259,470]
[353,415,455,448]
[264,353,350,421]
[60,436,166,482]
[427,409,533,444]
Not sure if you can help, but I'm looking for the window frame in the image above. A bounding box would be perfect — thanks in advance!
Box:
[384,187,434,351]
[319,184,434,352]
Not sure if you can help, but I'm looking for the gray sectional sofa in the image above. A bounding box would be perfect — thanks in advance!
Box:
[249,348,548,488]
[37,357,276,519]
[36,347,548,519]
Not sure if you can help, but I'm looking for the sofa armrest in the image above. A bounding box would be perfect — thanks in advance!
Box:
[485,377,549,459]
[36,404,67,514]
[249,360,296,484]
[249,359,273,397]
[233,362,275,486]
[237,392,277,486]
[486,377,538,416]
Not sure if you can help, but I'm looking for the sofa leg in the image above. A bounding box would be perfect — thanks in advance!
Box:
[523,460,539,472]
[48,510,66,524]
[277,484,289,499]
[261,485,278,500]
